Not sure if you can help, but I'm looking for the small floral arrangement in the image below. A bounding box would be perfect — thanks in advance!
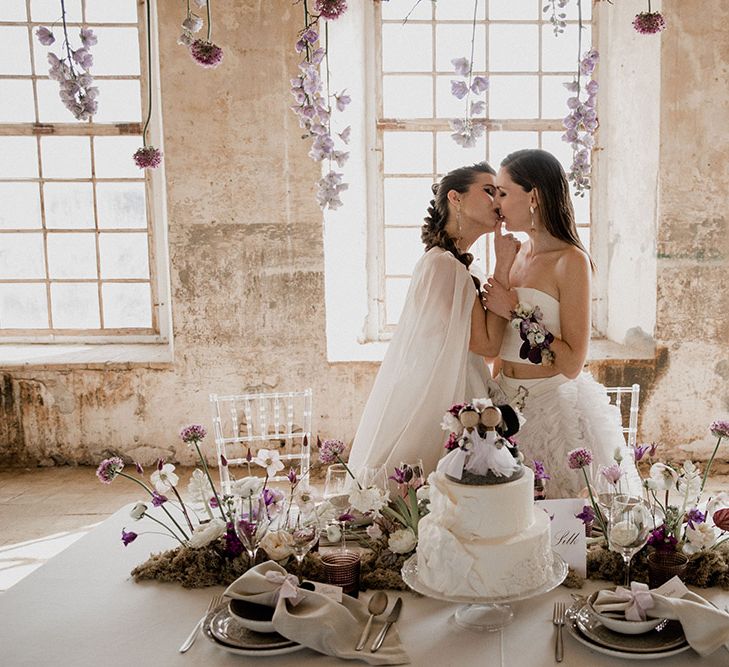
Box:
[633,1,666,35]
[178,0,224,68]
[509,302,555,365]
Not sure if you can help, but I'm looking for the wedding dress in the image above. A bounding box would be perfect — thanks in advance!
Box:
[497,287,642,498]
[347,247,506,477]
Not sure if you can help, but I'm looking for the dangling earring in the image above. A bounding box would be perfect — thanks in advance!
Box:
[456,208,462,241]
[529,205,535,231]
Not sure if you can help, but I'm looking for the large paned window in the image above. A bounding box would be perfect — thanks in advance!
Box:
[374,0,593,335]
[0,0,167,344]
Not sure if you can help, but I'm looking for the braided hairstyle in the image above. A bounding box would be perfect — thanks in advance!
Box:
[421,161,496,275]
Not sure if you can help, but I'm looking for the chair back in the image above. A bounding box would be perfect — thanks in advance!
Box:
[604,383,640,448]
[209,389,313,494]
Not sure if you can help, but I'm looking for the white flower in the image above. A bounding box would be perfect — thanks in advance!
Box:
[130,502,147,521]
[682,522,716,554]
[230,476,264,499]
[440,412,461,433]
[186,468,213,504]
[150,463,179,493]
[514,302,533,319]
[326,523,342,543]
[472,398,493,412]
[416,485,430,503]
[252,448,285,477]
[188,518,226,549]
[677,460,702,500]
[649,462,678,491]
[348,486,389,515]
[643,478,658,491]
[259,530,294,561]
[388,528,417,554]
[366,523,383,540]
[295,486,322,514]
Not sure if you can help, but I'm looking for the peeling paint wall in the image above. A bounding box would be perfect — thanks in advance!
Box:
[0,1,728,467]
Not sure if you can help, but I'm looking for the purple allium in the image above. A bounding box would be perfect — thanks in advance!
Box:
[319,438,346,464]
[121,528,138,546]
[315,0,348,20]
[132,146,163,170]
[134,461,144,475]
[600,463,624,485]
[96,457,124,484]
[687,508,706,529]
[575,505,596,525]
[647,523,678,552]
[35,27,55,46]
[151,491,168,507]
[710,420,729,439]
[567,447,593,470]
[533,460,551,481]
[180,423,207,444]
[633,11,666,35]
[190,39,224,68]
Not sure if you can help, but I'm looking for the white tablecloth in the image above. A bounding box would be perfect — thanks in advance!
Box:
[1,505,728,667]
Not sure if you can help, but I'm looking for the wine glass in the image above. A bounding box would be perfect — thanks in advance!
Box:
[233,494,270,566]
[608,494,652,585]
[323,464,353,550]
[358,464,388,492]
[283,504,319,578]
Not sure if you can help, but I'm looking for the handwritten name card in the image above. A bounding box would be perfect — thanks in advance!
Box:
[536,498,587,577]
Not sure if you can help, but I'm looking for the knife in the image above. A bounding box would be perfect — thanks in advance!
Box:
[370,597,403,653]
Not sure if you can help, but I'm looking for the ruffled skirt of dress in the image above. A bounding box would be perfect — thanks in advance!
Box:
[497,371,642,499]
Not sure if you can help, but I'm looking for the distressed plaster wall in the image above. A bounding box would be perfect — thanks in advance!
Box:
[0,1,728,468]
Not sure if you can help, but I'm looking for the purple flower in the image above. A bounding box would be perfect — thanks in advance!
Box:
[79,28,98,48]
[389,465,412,485]
[72,48,93,70]
[35,27,55,46]
[319,438,346,464]
[451,57,470,76]
[209,496,219,509]
[180,423,207,444]
[96,457,124,484]
[157,458,164,471]
[575,505,595,525]
[121,528,138,546]
[710,420,729,439]
[687,508,706,529]
[246,447,252,463]
[448,403,466,417]
[633,11,666,35]
[315,0,348,20]
[632,444,650,461]
[470,76,489,94]
[648,442,659,458]
[287,467,297,485]
[220,454,228,467]
[567,447,593,470]
[134,461,144,475]
[338,126,351,144]
[533,460,550,481]
[151,491,168,507]
[262,488,284,507]
[444,432,459,451]
[223,522,245,557]
[338,512,355,523]
[450,80,469,100]
[470,100,486,115]
[190,39,224,68]
[334,90,351,111]
[647,524,678,552]
[600,463,624,485]
[132,146,163,170]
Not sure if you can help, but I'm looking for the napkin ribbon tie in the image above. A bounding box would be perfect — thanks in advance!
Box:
[616,581,655,621]
[265,571,303,606]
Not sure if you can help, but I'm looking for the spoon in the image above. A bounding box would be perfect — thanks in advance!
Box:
[355,591,388,651]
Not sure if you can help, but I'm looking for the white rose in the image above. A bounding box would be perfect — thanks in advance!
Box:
[682,523,716,554]
[230,476,264,499]
[130,502,147,521]
[366,523,383,540]
[416,485,430,503]
[187,518,226,549]
[259,530,294,561]
[440,412,461,433]
[388,528,417,555]
[349,486,389,515]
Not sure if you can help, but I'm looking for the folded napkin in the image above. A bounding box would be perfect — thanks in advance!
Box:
[593,580,729,656]
[225,561,410,665]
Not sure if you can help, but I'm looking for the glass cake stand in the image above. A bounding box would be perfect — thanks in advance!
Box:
[401,552,568,632]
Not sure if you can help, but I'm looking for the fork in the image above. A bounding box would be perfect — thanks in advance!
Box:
[552,601,565,663]
[179,594,223,653]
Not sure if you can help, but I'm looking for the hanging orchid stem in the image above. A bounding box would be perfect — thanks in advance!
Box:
[576,0,583,94]
[118,471,190,540]
[142,0,153,146]
[582,468,608,545]
[141,511,186,545]
[170,484,195,532]
[193,441,227,521]
[700,436,723,493]
[59,0,77,78]
[206,0,213,41]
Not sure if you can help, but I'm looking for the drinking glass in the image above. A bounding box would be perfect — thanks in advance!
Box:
[282,504,319,577]
[323,463,353,549]
[233,494,270,566]
[358,464,388,492]
[608,494,652,585]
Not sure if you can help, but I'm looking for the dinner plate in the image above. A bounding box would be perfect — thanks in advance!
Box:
[565,604,691,661]
[203,606,305,656]
[574,605,686,653]
[228,598,275,633]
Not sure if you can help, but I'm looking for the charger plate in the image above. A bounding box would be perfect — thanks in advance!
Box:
[566,602,691,661]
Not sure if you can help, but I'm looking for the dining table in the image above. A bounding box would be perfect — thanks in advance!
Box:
[1,505,728,667]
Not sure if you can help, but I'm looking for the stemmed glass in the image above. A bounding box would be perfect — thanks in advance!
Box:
[323,464,353,550]
[282,504,319,579]
[608,494,652,585]
[233,494,270,566]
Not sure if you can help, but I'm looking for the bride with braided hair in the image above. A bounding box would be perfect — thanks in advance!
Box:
[348,161,520,476]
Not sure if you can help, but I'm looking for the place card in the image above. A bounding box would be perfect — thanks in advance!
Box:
[302,580,343,603]
[654,576,689,598]
[536,498,587,577]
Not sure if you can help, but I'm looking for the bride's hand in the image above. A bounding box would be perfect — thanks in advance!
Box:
[493,221,520,285]
[482,277,518,320]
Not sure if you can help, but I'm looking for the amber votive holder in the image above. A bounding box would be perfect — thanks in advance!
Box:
[321,551,361,598]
